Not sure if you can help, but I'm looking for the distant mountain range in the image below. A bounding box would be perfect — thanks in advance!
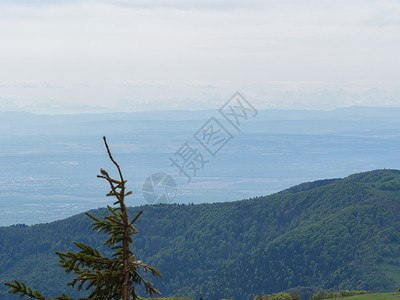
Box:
[1,169,399,299]
[1,88,400,113]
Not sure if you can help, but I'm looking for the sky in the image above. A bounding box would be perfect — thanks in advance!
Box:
[0,0,400,113]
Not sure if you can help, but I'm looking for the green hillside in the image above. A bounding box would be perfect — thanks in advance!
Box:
[1,169,400,299]
[341,292,400,300]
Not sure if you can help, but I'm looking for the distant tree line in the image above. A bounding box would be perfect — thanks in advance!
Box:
[254,289,376,300]
[253,291,300,300]
[309,290,374,299]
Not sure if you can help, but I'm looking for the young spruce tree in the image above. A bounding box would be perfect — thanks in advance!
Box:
[4,136,162,300]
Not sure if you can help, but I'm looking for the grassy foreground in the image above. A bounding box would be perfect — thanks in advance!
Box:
[143,298,193,300]
[145,293,400,300]
[144,294,400,300]
[344,292,400,300]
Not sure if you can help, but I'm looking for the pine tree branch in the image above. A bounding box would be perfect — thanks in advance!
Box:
[103,136,124,185]
[4,281,46,300]
[4,281,74,300]
[5,137,162,300]
[129,211,143,227]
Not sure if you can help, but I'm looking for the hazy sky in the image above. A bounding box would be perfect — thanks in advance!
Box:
[0,0,399,113]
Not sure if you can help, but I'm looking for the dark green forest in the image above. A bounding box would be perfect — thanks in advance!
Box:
[1,169,400,299]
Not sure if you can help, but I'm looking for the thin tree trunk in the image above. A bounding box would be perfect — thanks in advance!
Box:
[123,235,130,300]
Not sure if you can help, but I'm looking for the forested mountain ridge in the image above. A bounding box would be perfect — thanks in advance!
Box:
[1,169,400,299]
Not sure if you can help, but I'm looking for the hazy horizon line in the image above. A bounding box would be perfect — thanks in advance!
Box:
[2,104,400,116]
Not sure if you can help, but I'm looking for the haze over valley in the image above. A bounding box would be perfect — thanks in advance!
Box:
[1,106,400,226]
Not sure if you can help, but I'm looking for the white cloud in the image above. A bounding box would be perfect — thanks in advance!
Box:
[119,81,168,88]
[0,0,399,112]
[0,0,267,11]
[188,81,217,89]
